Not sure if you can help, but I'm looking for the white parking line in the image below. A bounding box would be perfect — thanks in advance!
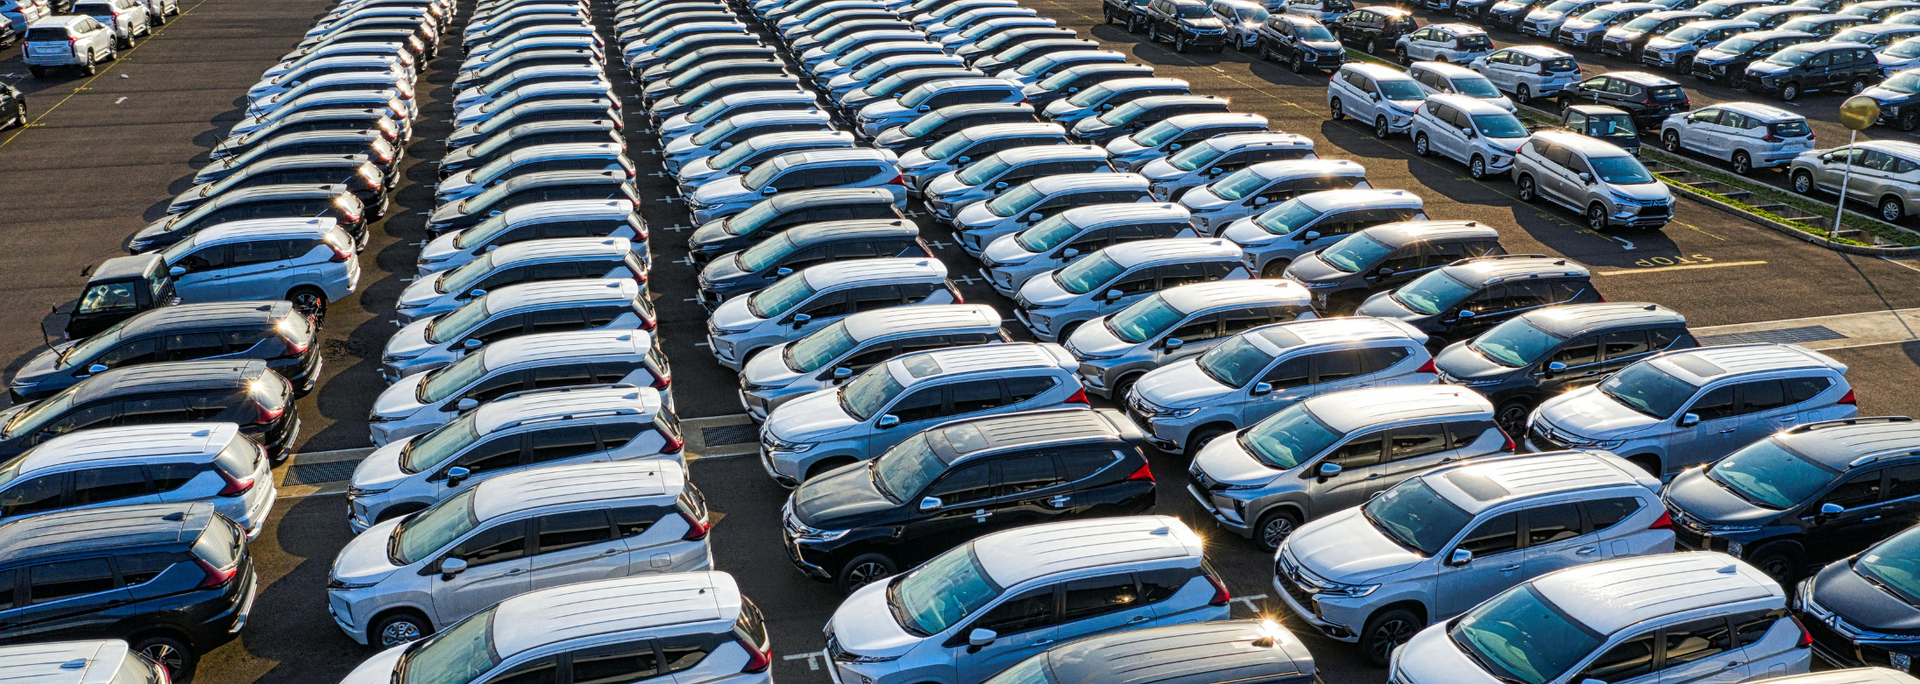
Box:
[1595,260,1766,276]
[782,651,829,671]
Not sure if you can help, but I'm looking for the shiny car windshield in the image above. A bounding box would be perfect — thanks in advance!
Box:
[1449,587,1601,684]
[903,111,953,137]
[723,200,781,236]
[986,184,1046,217]
[419,351,489,403]
[1132,120,1185,146]
[1706,439,1835,509]
[1881,71,1920,93]
[437,253,497,294]
[1169,141,1230,171]
[736,233,797,272]
[956,154,1013,185]
[1254,199,1321,236]
[1106,294,1186,344]
[1714,34,1760,53]
[1665,24,1709,40]
[872,433,944,501]
[1240,403,1342,470]
[1379,79,1427,101]
[924,130,977,160]
[400,607,501,684]
[1318,233,1392,273]
[426,296,493,344]
[785,321,858,372]
[748,274,817,318]
[1196,335,1277,388]
[1856,528,1920,605]
[1052,252,1125,294]
[709,138,769,169]
[1474,113,1529,138]
[1298,22,1336,39]
[839,364,906,421]
[1392,270,1477,315]
[1014,214,1080,252]
[1210,168,1272,200]
[1453,75,1503,98]
[393,489,479,564]
[691,118,740,145]
[1470,318,1566,367]
[1765,45,1814,64]
[1098,100,1153,125]
[1591,155,1655,184]
[401,412,482,472]
[1067,83,1116,107]
[1363,478,1471,555]
[1598,360,1699,419]
[886,545,1001,636]
[1886,38,1920,58]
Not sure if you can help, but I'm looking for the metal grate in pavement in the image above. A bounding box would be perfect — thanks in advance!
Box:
[702,423,759,447]
[1695,325,1847,347]
[285,460,358,486]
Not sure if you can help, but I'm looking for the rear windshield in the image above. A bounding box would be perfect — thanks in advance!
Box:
[1543,57,1579,71]
[734,595,770,650]
[213,436,263,479]
[1649,85,1686,101]
[28,28,75,42]
[192,513,244,569]
[1770,120,1812,137]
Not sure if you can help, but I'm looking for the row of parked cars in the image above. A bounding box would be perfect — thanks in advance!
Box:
[15,0,179,77]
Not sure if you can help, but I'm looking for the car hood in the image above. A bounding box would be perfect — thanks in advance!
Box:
[1107,135,1148,157]
[1662,467,1779,526]
[829,580,923,658]
[1015,270,1075,306]
[1865,85,1914,103]
[1694,48,1738,62]
[1042,97,1082,117]
[1357,290,1420,320]
[1073,117,1116,135]
[678,157,721,182]
[1811,558,1920,634]
[1283,251,1346,282]
[439,170,479,195]
[1193,432,1283,485]
[428,201,468,224]
[385,318,437,359]
[1288,507,1426,583]
[1747,61,1788,75]
[689,221,733,249]
[1304,39,1344,52]
[1611,182,1670,202]
[1878,54,1919,69]
[1561,18,1600,31]
[924,173,970,197]
[1065,316,1131,357]
[692,177,753,205]
[133,216,178,244]
[710,294,762,332]
[1220,215,1282,247]
[793,461,897,527]
[398,274,446,308]
[898,148,939,171]
[1606,27,1645,38]
[332,517,406,584]
[1139,158,1186,182]
[1644,36,1685,50]
[351,440,413,491]
[373,374,430,419]
[11,346,67,390]
[1433,342,1514,380]
[339,641,409,684]
[874,127,914,147]
[663,134,701,156]
[1181,187,1230,212]
[419,232,465,266]
[170,183,215,210]
[1397,622,1504,684]
[861,99,912,121]
[954,200,1002,228]
[764,388,862,444]
[1536,387,1660,439]
[1136,360,1233,408]
[700,254,753,286]
[982,233,1037,265]
[742,342,804,388]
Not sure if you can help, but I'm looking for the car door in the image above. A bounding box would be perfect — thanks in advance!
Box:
[867,382,948,453]
[1057,572,1161,639]
[1241,353,1313,423]
[1728,379,1797,446]
[8,558,134,643]
[1305,430,1384,514]
[225,238,294,297]
[982,450,1078,530]
[1813,147,1866,191]
[68,464,156,511]
[902,459,998,563]
[1801,466,1892,561]
[430,519,531,624]
[1658,618,1748,684]
[1373,423,1454,495]
[169,243,233,301]
[526,508,628,588]
[1575,632,1660,684]
[952,585,1060,684]
[1518,499,1600,578]
[1155,312,1221,364]
[1435,510,1523,617]
[1664,384,1737,470]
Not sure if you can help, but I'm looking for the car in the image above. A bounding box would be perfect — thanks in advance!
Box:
[1145,0,1230,52]
[0,359,298,461]
[1519,0,1609,37]
[642,59,790,108]
[1512,129,1675,231]
[468,16,590,53]
[621,16,739,52]
[983,204,1194,296]
[706,258,958,371]
[1071,94,1232,145]
[786,407,1155,592]
[1327,5,1415,55]
[1210,0,1270,49]
[926,6,1040,40]
[1691,29,1819,83]
[22,16,116,77]
[1863,67,1920,132]
[1328,63,1428,139]
[1044,77,1192,127]
[1257,13,1347,73]
[1067,279,1315,400]
[950,16,1060,51]
[821,515,1231,684]
[228,88,415,143]
[1561,104,1642,155]
[1395,23,1492,64]
[1015,238,1249,343]
[133,181,367,254]
[0,508,253,680]
[873,102,1041,153]
[1558,2,1664,51]
[438,142,629,204]
[923,145,1116,221]
[159,217,360,319]
[0,421,276,538]
[10,301,320,402]
[794,26,923,58]
[1528,342,1857,477]
[1405,61,1514,112]
[993,620,1320,684]
[737,304,1008,419]
[426,170,635,237]
[243,69,416,121]
[1601,9,1711,57]
[1357,254,1603,346]
[897,122,1070,193]
[955,173,1157,254]
[1746,41,1881,101]
[0,83,25,130]
[1282,0,1356,22]
[647,74,806,125]
[837,67,989,115]
[1181,159,1371,236]
[1640,19,1759,72]
[822,54,968,99]
[856,78,1026,137]
[1829,23,1920,53]
[997,48,1136,86]
[658,90,822,142]
[1019,62,1158,108]
[1568,71,1691,129]
[1470,45,1583,106]
[382,278,651,380]
[1844,0,1920,20]
[687,149,905,225]
[455,64,607,112]
[210,108,404,163]
[59,254,177,340]
[1107,112,1273,170]
[679,132,856,193]
[625,31,760,70]
[661,110,833,173]
[1244,191,1446,289]
[1473,0,1545,28]
[1660,101,1814,174]
[196,130,398,189]
[247,55,413,103]
[0,0,48,30]
[697,220,929,310]
[1778,13,1872,37]
[951,25,1077,63]
[687,187,909,264]
[1799,522,1920,666]
[440,118,621,177]
[394,237,646,323]
[1435,302,1695,428]
[456,47,600,89]
[170,154,387,217]
[1137,132,1319,202]
[1410,94,1531,179]
[452,80,616,129]
[810,42,949,84]
[70,0,146,48]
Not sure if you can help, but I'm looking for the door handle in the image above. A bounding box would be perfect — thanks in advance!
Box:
[1500,564,1521,572]
[1575,545,1598,555]
[1865,515,1882,522]
[972,509,992,522]
[1047,495,1071,507]
[1719,428,1736,434]
[1127,615,1151,624]
[1724,662,1743,670]
[504,567,525,575]
[1034,639,1055,646]
[602,547,620,556]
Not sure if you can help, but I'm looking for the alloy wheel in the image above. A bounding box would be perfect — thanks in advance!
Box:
[380,620,424,647]
[845,560,891,589]
[1368,618,1418,663]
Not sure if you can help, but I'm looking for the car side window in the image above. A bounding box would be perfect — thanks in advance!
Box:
[1005,376,1056,403]
[528,425,600,463]
[1062,574,1140,621]
[1526,503,1583,545]
[71,465,150,505]
[1389,426,1448,462]
[1262,355,1311,388]
[888,386,946,424]
[1599,330,1651,360]
[116,553,173,586]
[1580,633,1656,684]
[229,239,285,266]
[1687,385,1737,421]
[950,380,1006,415]
[528,308,585,334]
[28,559,116,604]
[853,285,904,313]
[531,364,594,390]
[1167,314,1220,343]
[452,520,528,566]
[174,245,229,274]
[796,290,853,319]
[162,332,226,362]
[1731,611,1782,647]
[610,505,667,538]
[568,641,661,684]
[1887,463,1920,500]
[41,403,117,437]
[1663,617,1734,668]
[998,453,1062,496]
[1735,379,1788,415]
[975,586,1057,635]
[93,337,159,369]
[484,657,557,684]
[451,435,524,476]
[1553,336,1600,366]
[1329,433,1383,468]
[1312,349,1363,383]
[927,461,994,504]
[0,474,65,517]
[1818,469,1884,510]
[1457,511,1519,557]
[535,509,614,554]
[1786,376,1833,403]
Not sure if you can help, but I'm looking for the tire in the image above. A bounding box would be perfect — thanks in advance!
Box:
[1361,608,1423,667]
[1587,202,1609,231]
[1175,32,1188,53]
[1675,56,1692,74]
[1128,14,1142,32]
[1901,109,1920,132]
[1056,320,1082,342]
[1375,115,1391,138]
[837,553,898,595]
[1414,132,1431,156]
[1111,374,1141,404]
[1148,23,1159,43]
[1515,83,1532,105]
[1850,77,1867,95]
[134,635,195,683]
[1517,174,1537,202]
[1186,427,1228,456]
[1364,37,1377,54]
[1732,150,1752,176]
[371,610,434,648]
[1746,543,1801,585]
[1397,46,1409,64]
[1494,398,1533,431]
[289,287,328,326]
[1663,129,1682,153]
[1261,258,1291,278]
[1104,6,1115,23]
[1329,97,1345,120]
[1883,196,1907,223]
[1291,51,1306,73]
[1792,169,1816,195]
[1469,155,1487,179]
[1254,509,1302,551]
[80,52,97,76]
[1780,81,1799,101]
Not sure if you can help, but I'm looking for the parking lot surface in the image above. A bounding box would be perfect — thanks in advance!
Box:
[7,0,1920,681]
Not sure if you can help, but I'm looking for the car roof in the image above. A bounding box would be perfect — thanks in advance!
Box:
[1532,553,1782,635]
[744,131,853,151]
[1247,316,1427,352]
[473,461,685,521]
[784,219,918,244]
[475,386,663,435]
[1104,238,1239,266]
[1416,61,1489,79]
[1043,620,1315,684]
[501,198,633,223]
[31,15,95,28]
[1729,28,1818,41]
[1297,188,1423,212]
[1345,62,1419,81]
[491,572,740,658]
[1425,22,1487,33]
[773,147,894,170]
[714,110,833,127]
[914,77,1021,93]
[1245,158,1366,180]
[800,257,946,288]
[1159,279,1310,313]
[842,303,1002,340]
[1502,44,1575,57]
[956,122,1069,140]
[972,516,1203,587]
[20,424,239,473]
[487,278,639,313]
[1158,112,1270,130]
[1306,385,1491,433]
[1029,171,1148,193]
[1199,132,1314,150]
[1362,219,1500,246]
[1603,70,1680,86]
[1843,23,1920,34]
[1097,77,1191,91]
[935,408,1127,461]
[226,153,371,174]
[999,145,1108,164]
[1427,93,1511,114]
[190,217,343,245]
[1441,254,1591,284]
[888,342,1072,383]
[0,502,213,566]
[1779,416,1920,469]
[770,186,900,209]
[492,236,632,262]
[1861,139,1920,158]
[1055,202,1191,228]
[711,90,818,105]
[1649,343,1847,383]
[204,183,350,204]
[1522,302,1687,336]
[89,254,165,282]
[1122,94,1228,110]
[482,329,651,368]
[0,641,134,684]
[1426,450,1659,512]
[122,301,293,335]
[490,118,620,138]
[75,359,268,404]
[504,142,623,163]
[255,128,383,147]
[1642,9,1710,19]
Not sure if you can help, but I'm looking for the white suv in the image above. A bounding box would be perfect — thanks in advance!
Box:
[382,278,650,380]
[738,304,1008,420]
[1659,101,1815,174]
[22,16,116,77]
[1276,449,1671,663]
[1328,62,1429,138]
[1410,93,1531,179]
[1015,238,1250,342]
[1068,279,1315,400]
[327,461,712,647]
[707,258,957,370]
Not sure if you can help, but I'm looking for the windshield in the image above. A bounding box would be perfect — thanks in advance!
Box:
[1364,478,1472,555]
[1379,79,1427,101]
[1210,168,1272,200]
[1857,528,1920,604]
[1544,0,1582,12]
[1168,141,1229,171]
[1706,439,1835,508]
[838,365,905,421]
[454,212,515,249]
[1196,335,1276,388]
[747,274,816,318]
[1133,120,1185,146]
[1450,587,1601,684]
[903,111,952,137]
[924,130,976,160]
[401,413,482,472]
[1585,112,1637,136]
[740,160,781,190]
[1298,22,1336,39]
[1253,199,1320,236]
[1598,361,1699,418]
[1579,6,1619,20]
[1391,270,1476,315]
[56,316,135,368]
[436,253,496,294]
[1628,13,1670,29]
[1666,24,1709,40]
[708,137,767,169]
[426,296,493,344]
[1067,83,1117,107]
[723,199,781,236]
[1882,71,1920,93]
[873,433,943,500]
[1177,3,1210,16]
[899,83,940,108]
[399,606,500,684]
[1099,100,1154,125]
[1,387,75,438]
[691,118,740,145]
[1714,34,1760,53]
[1240,403,1342,470]
[1470,319,1566,367]
[1052,252,1124,294]
[1766,46,1814,64]
[1014,214,1079,252]
[1319,233,1393,272]
[1591,155,1655,184]
[956,154,1012,185]
[886,545,1001,636]
[986,184,1046,217]
[736,233,796,272]
[1473,113,1530,138]
[785,321,858,372]
[1237,6,1269,21]
[419,351,489,403]
[393,489,479,564]
[1106,295,1185,344]
[1453,75,1503,97]
[1887,38,1920,58]
[869,73,922,98]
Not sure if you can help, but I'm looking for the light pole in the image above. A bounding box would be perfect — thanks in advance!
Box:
[1833,95,1881,243]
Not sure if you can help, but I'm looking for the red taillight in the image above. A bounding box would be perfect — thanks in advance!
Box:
[256,402,285,423]
[1066,387,1088,404]
[887,173,905,185]
[634,270,649,284]
[1840,389,1857,405]
[195,559,239,588]
[217,468,256,497]
[1499,428,1516,451]
[738,637,771,673]
[1205,572,1231,606]
[1763,134,1782,143]
[328,243,353,262]
[1792,616,1813,648]
[1125,461,1154,483]
[948,284,964,303]
[1649,509,1673,530]
[651,372,671,389]
[281,334,310,357]
[397,89,414,100]
[661,429,685,453]
[1416,358,1437,374]
[681,510,710,541]
[373,147,394,163]
[640,314,658,331]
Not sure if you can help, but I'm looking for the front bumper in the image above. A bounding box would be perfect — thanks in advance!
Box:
[1187,480,1255,535]
[1271,561,1360,641]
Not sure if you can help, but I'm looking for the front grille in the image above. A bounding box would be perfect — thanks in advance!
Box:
[1635,204,1672,218]
[826,634,854,662]
[1804,612,1867,666]
[1274,553,1319,611]
[1529,422,1570,449]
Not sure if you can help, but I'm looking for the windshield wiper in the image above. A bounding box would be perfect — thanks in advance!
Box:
[870,462,899,502]
[1450,633,1529,684]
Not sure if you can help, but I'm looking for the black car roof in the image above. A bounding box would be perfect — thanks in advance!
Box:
[934,409,1127,463]
[1045,621,1313,684]
[120,301,294,337]
[0,502,213,567]
[1782,417,1920,469]
[89,254,165,284]
[1524,303,1686,337]
[75,359,269,404]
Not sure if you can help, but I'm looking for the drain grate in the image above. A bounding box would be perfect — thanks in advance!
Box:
[285,460,358,486]
[1696,325,1847,347]
[702,423,759,447]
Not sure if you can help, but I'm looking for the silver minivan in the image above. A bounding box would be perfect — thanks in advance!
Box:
[1015,238,1250,342]
[1660,101,1814,174]
[1137,132,1319,201]
[0,423,277,538]
[381,278,650,380]
[394,237,645,323]
[414,199,644,276]
[160,217,361,318]
[1180,159,1370,236]
[1068,279,1316,400]
[921,145,1115,221]
[1127,316,1436,455]
[738,304,1007,421]
[1788,139,1920,223]
[981,203,1193,296]
[706,258,957,370]
[1513,129,1675,230]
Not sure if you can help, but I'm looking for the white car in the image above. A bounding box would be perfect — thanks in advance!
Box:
[1659,101,1815,173]
[1328,62,1428,138]
[1394,23,1493,63]
[706,258,956,370]
[1410,94,1531,179]
[1469,44,1584,104]
[1178,159,1369,235]
[1408,60,1515,111]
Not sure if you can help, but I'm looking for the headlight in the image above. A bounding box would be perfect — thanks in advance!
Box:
[1316,582,1381,598]
[1220,480,1273,491]
[1303,280,1341,289]
[791,527,850,542]
[843,653,901,664]
[742,378,790,391]
[1595,439,1626,449]
[767,438,815,453]
[327,577,379,590]
[347,483,393,497]
[367,413,403,423]
[1165,407,1201,419]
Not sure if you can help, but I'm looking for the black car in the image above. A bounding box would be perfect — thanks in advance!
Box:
[1866,70,1920,132]
[0,359,299,460]
[696,219,929,309]
[1690,29,1818,83]
[129,184,367,253]
[687,187,909,263]
[1744,41,1881,102]
[1104,0,1153,31]
[1434,302,1696,429]
[1354,254,1605,346]
[872,102,1038,152]
[1257,14,1347,73]
[0,502,255,680]
[440,119,622,178]
[0,83,24,130]
[61,254,178,341]
[782,407,1156,593]
[1145,0,1228,52]
[1022,62,1157,108]
[169,154,387,217]
[1568,70,1691,129]
[1328,5,1418,55]
[1561,104,1642,154]
[1478,0,1547,27]
[1799,521,1920,668]
[8,301,321,402]
[208,108,403,162]
[1665,416,1920,584]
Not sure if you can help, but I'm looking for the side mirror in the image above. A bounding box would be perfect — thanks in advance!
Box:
[1371,92,1382,101]
[719,142,733,150]
[1101,103,1114,110]
[1104,288,1124,301]
[919,496,942,511]
[737,165,752,173]
[483,244,498,253]
[775,267,793,276]
[1820,502,1845,517]
[1464,127,1478,139]
[1025,212,1043,222]
[1456,309,1476,319]
[877,414,901,428]
[956,156,971,164]
[1060,247,1080,259]
[1448,548,1474,566]
[446,466,472,485]
[83,364,108,376]
[1678,412,1700,427]
[1317,462,1343,479]
[1162,337,1184,351]
[169,266,186,277]
[968,628,997,648]
[1252,196,1270,206]
[1376,266,1396,276]
[468,289,486,298]
[762,186,778,195]
[488,210,502,216]
[1250,381,1273,396]
[1579,172,1594,184]
[1302,230,1321,240]
[1168,143,1182,151]
[438,557,469,578]
[833,367,853,380]
[917,104,931,112]
[1207,166,1225,175]
[1546,360,1567,373]
[462,339,482,350]
[792,313,812,326]
[994,181,1009,190]
[456,398,479,411]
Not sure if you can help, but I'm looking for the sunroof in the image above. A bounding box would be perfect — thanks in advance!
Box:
[1445,471,1510,502]
[1670,355,1727,378]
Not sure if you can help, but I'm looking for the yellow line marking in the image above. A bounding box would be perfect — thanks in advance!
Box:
[0,0,215,149]
[1597,260,1767,276]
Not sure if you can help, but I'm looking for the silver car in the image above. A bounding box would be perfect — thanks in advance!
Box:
[1468,44,1583,104]
[1179,159,1370,236]
[736,304,1007,421]
[1660,101,1814,174]
[921,145,1114,221]
[1787,139,1920,222]
[1512,129,1674,230]
[1015,238,1249,342]
[981,203,1193,296]
[381,278,649,380]
[1137,132,1319,201]
[705,258,956,370]
[161,217,361,317]
[1068,279,1315,400]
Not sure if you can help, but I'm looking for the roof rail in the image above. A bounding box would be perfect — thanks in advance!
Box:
[496,406,646,431]
[489,383,639,405]
[1790,415,1914,434]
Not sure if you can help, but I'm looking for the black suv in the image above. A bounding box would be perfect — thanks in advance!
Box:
[1024,63,1157,108]
[1866,70,1920,132]
[1665,416,1920,584]
[1356,254,1604,345]
[872,102,1039,152]
[0,502,255,680]
[1689,29,1818,83]
[1561,104,1642,154]
[1258,14,1348,73]
[782,408,1156,593]
[1145,0,1229,53]
[697,220,930,310]
[687,187,908,263]
[1105,0,1153,31]
[1743,41,1881,102]
[129,184,367,253]
[0,360,299,461]
[1328,5,1418,55]
[9,301,320,402]
[1568,70,1692,129]
[169,154,387,217]
[1434,302,1696,429]
[1799,521,1920,668]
